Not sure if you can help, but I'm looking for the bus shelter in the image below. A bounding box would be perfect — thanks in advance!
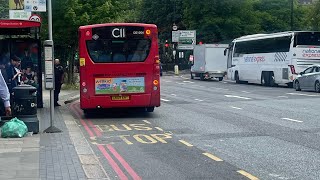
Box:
[0,19,43,109]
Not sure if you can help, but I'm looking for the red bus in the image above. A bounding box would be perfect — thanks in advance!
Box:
[78,23,160,114]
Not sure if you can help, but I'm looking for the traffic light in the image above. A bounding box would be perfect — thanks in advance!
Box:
[165,40,169,48]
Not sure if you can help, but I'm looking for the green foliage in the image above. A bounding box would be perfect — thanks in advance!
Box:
[0,0,9,19]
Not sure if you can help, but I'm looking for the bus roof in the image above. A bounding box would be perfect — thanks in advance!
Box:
[0,19,41,28]
[233,31,320,42]
[79,23,157,30]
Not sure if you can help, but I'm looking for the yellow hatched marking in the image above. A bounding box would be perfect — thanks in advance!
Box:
[142,120,151,124]
[179,140,193,147]
[237,170,259,180]
[202,152,223,162]
[155,127,164,131]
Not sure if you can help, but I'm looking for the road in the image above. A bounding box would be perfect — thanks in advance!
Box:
[69,75,320,180]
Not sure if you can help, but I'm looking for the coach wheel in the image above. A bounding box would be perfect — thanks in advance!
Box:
[315,81,320,93]
[295,81,301,91]
[146,107,155,112]
[235,71,240,84]
[269,72,276,87]
[200,73,205,81]
[261,72,269,86]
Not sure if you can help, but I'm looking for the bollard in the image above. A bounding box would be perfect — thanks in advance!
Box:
[12,85,39,134]
[174,65,179,75]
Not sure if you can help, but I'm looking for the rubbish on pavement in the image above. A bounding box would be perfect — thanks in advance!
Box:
[1,117,28,138]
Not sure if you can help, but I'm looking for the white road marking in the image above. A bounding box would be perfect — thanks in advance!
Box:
[214,88,229,91]
[161,98,170,102]
[195,99,204,102]
[171,94,177,96]
[142,120,152,124]
[224,95,252,100]
[230,106,242,110]
[183,81,194,83]
[281,118,303,123]
[242,91,251,93]
[287,93,320,97]
[277,96,288,98]
[163,80,172,82]
[222,82,228,84]
[177,83,186,85]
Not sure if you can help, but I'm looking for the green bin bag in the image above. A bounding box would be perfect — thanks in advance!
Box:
[1,117,28,138]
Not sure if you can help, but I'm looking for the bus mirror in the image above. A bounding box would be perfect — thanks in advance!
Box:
[224,48,228,56]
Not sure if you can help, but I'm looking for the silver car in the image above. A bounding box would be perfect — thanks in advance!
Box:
[294,65,320,92]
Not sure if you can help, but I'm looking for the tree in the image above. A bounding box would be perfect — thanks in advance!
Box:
[0,0,9,19]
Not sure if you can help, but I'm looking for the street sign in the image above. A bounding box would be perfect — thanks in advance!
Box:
[9,10,31,20]
[172,31,180,42]
[178,44,194,50]
[29,14,42,22]
[25,0,47,12]
[178,30,196,50]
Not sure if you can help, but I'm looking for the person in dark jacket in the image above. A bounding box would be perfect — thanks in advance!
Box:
[54,59,64,106]
[6,55,22,93]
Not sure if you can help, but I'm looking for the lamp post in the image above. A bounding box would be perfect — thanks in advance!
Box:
[291,0,294,31]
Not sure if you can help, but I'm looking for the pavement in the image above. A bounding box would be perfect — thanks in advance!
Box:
[0,88,99,180]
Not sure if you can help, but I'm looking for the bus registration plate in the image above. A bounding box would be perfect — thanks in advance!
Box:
[112,96,130,101]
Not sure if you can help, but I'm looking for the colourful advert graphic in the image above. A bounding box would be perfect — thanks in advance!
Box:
[95,77,145,94]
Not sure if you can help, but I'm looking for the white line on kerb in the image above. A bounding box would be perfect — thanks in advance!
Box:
[224,95,252,100]
[287,93,320,97]
[230,106,242,110]
[281,118,303,123]
[161,98,170,102]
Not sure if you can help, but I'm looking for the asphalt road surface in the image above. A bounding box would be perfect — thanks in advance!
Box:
[69,75,320,180]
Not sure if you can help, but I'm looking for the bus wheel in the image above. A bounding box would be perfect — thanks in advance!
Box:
[146,107,155,112]
[295,81,301,91]
[200,74,205,81]
[235,71,240,84]
[191,72,194,79]
[269,72,276,87]
[315,81,320,93]
[261,73,267,86]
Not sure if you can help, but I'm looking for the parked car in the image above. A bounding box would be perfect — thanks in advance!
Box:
[294,65,320,92]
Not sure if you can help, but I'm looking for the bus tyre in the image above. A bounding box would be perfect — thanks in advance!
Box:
[200,74,205,81]
[315,81,320,93]
[218,77,223,81]
[191,72,194,79]
[146,107,155,112]
[295,81,301,91]
[235,72,240,84]
[269,72,276,87]
[261,73,267,86]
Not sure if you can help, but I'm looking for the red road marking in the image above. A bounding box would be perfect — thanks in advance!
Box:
[72,103,102,137]
[87,120,102,137]
[70,103,95,138]
[97,145,128,180]
[107,144,141,180]
[70,102,140,179]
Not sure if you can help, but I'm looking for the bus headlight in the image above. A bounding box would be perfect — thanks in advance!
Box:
[83,88,88,93]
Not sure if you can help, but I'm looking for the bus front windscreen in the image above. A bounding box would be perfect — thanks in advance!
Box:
[296,32,320,47]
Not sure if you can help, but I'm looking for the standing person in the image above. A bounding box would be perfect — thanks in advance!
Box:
[0,70,11,116]
[6,55,22,93]
[54,59,64,106]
